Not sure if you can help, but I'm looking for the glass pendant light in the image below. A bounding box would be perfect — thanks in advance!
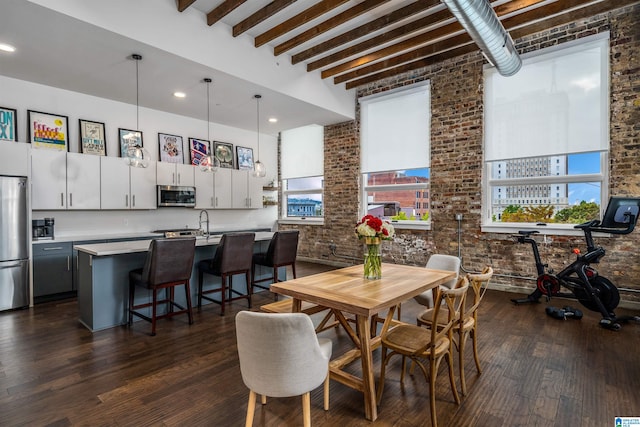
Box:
[200,77,219,173]
[253,94,267,178]
[124,53,150,168]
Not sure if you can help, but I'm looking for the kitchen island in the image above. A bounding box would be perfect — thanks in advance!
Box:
[75,232,276,332]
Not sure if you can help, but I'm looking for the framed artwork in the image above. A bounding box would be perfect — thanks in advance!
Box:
[27,110,69,151]
[158,133,184,163]
[118,128,143,158]
[214,141,234,169]
[236,146,254,170]
[0,106,17,142]
[79,119,106,156]
[188,137,210,166]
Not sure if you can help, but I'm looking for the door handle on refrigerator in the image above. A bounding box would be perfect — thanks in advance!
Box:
[0,263,21,269]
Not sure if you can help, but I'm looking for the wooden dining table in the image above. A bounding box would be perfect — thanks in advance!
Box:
[270,263,456,421]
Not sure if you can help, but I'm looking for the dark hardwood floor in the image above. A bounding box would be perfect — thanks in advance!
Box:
[1,261,639,426]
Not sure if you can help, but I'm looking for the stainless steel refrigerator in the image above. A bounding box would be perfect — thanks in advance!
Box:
[0,176,29,311]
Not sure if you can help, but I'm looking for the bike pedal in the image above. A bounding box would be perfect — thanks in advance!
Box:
[562,306,583,320]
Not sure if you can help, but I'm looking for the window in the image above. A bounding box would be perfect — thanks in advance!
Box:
[280,125,324,221]
[359,82,431,228]
[483,33,609,230]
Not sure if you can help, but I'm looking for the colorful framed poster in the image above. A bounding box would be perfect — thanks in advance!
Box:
[28,110,69,151]
[79,119,106,156]
[0,106,17,142]
[158,133,184,164]
[188,137,210,166]
[214,141,234,169]
[119,128,143,158]
[236,146,254,170]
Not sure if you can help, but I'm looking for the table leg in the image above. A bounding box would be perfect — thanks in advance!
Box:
[292,298,302,312]
[356,314,377,421]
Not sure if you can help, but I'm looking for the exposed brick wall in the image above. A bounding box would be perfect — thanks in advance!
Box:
[285,4,640,303]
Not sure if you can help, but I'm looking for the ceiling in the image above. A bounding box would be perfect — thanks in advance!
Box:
[0,0,633,135]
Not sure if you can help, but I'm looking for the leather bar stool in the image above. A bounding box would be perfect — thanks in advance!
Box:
[252,230,299,301]
[197,232,255,315]
[128,237,196,336]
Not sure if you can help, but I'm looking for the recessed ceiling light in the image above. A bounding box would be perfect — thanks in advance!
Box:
[173,92,186,98]
[268,117,278,123]
[0,43,16,53]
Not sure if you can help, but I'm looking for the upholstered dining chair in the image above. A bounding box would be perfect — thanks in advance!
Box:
[417,266,493,395]
[252,230,299,301]
[128,237,196,336]
[413,254,461,308]
[197,232,255,315]
[235,311,332,427]
[377,278,469,427]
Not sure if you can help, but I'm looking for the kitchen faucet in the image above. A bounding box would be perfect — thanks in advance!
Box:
[199,210,210,239]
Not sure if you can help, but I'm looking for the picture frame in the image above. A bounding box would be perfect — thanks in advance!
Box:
[79,119,106,156]
[236,146,254,170]
[27,110,69,151]
[118,128,143,158]
[214,141,234,169]
[188,137,210,166]
[158,132,184,164]
[0,106,17,142]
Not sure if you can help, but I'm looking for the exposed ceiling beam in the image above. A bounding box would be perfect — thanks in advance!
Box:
[291,0,439,65]
[233,0,298,37]
[177,0,197,13]
[274,0,391,56]
[207,0,247,26]
[254,0,351,48]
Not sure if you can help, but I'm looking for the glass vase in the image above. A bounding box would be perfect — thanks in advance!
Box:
[363,237,382,280]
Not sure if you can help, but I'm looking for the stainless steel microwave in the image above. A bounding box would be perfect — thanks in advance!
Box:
[157,185,196,207]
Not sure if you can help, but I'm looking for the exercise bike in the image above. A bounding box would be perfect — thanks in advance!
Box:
[511,197,640,330]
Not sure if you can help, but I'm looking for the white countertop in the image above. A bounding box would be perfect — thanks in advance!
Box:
[33,232,164,244]
[74,231,274,256]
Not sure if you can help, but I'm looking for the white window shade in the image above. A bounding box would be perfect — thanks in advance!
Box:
[360,83,430,173]
[281,124,324,179]
[484,34,609,162]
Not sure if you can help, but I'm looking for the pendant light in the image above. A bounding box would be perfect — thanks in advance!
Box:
[253,94,267,177]
[125,53,150,168]
[200,78,219,173]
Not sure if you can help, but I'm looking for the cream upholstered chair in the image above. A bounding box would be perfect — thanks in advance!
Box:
[235,311,332,427]
[414,254,461,308]
[377,278,469,427]
[417,266,493,395]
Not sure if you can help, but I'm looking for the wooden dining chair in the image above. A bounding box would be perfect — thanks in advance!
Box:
[377,277,469,427]
[417,266,493,395]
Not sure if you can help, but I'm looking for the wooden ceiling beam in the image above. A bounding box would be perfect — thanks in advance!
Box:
[274,0,391,56]
[343,0,635,89]
[291,0,440,65]
[233,0,297,37]
[255,0,350,48]
[321,0,544,78]
[177,0,197,12]
[207,0,247,26]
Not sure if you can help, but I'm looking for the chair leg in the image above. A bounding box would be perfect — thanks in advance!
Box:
[128,281,135,326]
[302,392,311,427]
[220,275,227,316]
[400,355,407,384]
[472,327,482,374]
[245,390,256,427]
[261,394,267,404]
[459,330,468,395]
[197,269,204,309]
[429,356,438,427]
[273,266,279,301]
[184,280,193,325]
[245,271,252,308]
[324,374,330,411]
[447,350,461,405]
[151,288,158,336]
[291,262,297,279]
[376,347,389,404]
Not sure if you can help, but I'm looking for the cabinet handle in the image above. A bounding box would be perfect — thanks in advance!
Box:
[177,173,180,184]
[210,196,213,207]
[215,197,218,207]
[173,173,176,184]
[69,193,73,207]
[132,195,136,207]
[67,255,70,271]
[61,193,64,207]
[126,194,129,207]
[43,247,64,251]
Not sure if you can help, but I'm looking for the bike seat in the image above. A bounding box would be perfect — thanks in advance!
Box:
[518,230,539,237]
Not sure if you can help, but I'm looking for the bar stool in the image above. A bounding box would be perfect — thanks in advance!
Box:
[197,232,255,315]
[252,230,299,300]
[128,237,196,336]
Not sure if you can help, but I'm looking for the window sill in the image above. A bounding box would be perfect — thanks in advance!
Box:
[388,220,431,231]
[481,223,614,237]
[278,218,325,226]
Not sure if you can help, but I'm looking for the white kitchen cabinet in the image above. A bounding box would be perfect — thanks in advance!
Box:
[214,168,232,209]
[32,150,101,210]
[100,156,157,209]
[0,141,29,177]
[231,170,262,209]
[156,162,194,187]
[194,168,215,209]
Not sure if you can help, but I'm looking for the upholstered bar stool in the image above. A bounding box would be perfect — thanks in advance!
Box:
[197,232,255,315]
[128,237,196,336]
[252,230,299,300]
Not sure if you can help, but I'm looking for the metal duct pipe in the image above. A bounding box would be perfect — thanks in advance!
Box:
[442,0,522,76]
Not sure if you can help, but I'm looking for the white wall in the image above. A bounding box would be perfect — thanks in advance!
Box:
[1,75,279,236]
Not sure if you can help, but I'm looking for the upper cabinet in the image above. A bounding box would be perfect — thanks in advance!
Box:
[231,170,262,209]
[214,168,232,209]
[31,150,100,210]
[156,162,194,187]
[100,156,157,210]
[0,141,29,177]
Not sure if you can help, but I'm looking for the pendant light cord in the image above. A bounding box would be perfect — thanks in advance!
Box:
[255,94,261,159]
